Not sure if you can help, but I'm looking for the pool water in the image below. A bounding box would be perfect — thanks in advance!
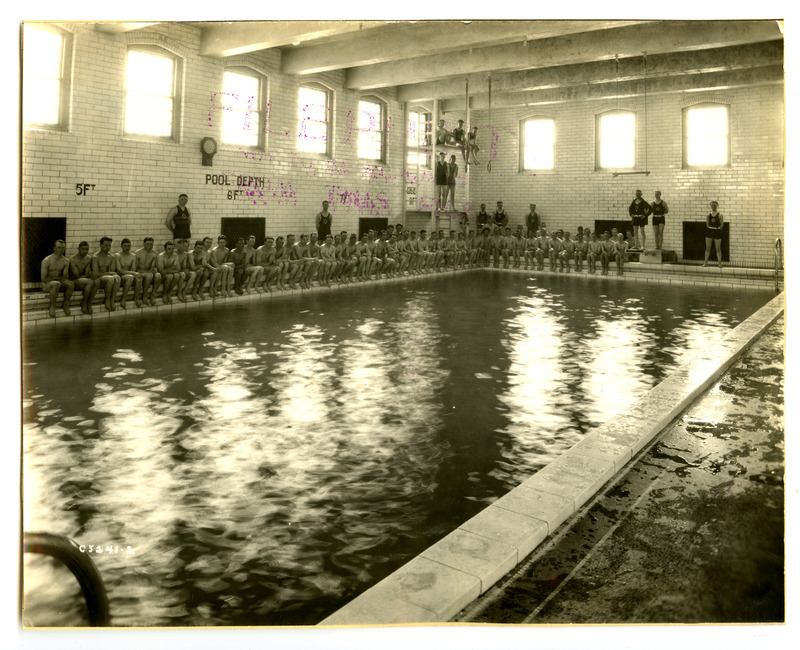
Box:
[21,272,773,626]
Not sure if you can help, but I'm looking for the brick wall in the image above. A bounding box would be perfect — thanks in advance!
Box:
[466,84,785,267]
[22,23,784,268]
[22,22,406,259]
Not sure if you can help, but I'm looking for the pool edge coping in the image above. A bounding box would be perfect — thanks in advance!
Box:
[317,290,785,627]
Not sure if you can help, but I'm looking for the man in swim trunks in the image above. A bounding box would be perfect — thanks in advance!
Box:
[600,232,616,275]
[651,190,668,250]
[228,237,249,295]
[574,232,588,273]
[628,189,652,251]
[273,236,289,290]
[242,235,262,293]
[134,237,161,307]
[92,236,121,311]
[703,200,725,268]
[69,240,98,314]
[525,204,539,239]
[254,237,279,291]
[587,232,602,274]
[165,193,192,242]
[116,237,142,308]
[41,239,74,317]
[156,240,181,303]
[614,233,629,275]
[548,231,563,272]
[188,240,214,299]
[560,232,575,272]
[210,235,234,297]
[446,154,459,211]
[174,239,196,302]
[435,151,448,211]
[489,228,505,268]
[493,201,508,230]
[316,200,333,241]
[475,203,491,232]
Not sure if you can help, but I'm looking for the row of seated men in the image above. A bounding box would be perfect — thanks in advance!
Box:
[38,226,634,317]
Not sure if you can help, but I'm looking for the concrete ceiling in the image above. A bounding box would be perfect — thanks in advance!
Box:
[191,20,783,107]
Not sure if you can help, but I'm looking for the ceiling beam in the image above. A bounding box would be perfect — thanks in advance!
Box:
[198,20,387,58]
[94,22,158,34]
[398,40,784,102]
[441,65,784,112]
[346,20,783,90]
[280,20,647,76]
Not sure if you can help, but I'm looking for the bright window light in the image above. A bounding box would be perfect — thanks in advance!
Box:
[686,105,729,166]
[523,118,555,170]
[125,49,175,138]
[358,99,383,160]
[221,70,262,147]
[407,110,430,167]
[599,112,635,168]
[298,86,329,154]
[23,25,64,126]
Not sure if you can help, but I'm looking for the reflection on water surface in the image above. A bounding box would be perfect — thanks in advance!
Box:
[22,274,772,625]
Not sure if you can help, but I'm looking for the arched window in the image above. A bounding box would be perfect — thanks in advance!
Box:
[358,96,386,162]
[298,84,332,155]
[596,110,635,170]
[520,117,555,170]
[124,46,183,140]
[221,67,267,149]
[23,23,73,130]
[683,103,730,168]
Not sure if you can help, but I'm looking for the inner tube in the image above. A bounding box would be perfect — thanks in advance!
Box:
[23,532,111,626]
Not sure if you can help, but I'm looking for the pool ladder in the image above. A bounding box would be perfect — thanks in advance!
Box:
[775,238,783,293]
[23,532,110,626]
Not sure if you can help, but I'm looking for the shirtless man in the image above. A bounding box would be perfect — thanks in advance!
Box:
[175,239,196,302]
[574,232,589,273]
[560,232,575,273]
[614,233,629,275]
[210,235,234,297]
[116,238,142,308]
[342,233,359,282]
[243,235,262,293]
[489,228,505,268]
[188,240,214,299]
[318,234,336,286]
[600,232,616,275]
[428,232,443,272]
[535,228,550,271]
[512,227,525,268]
[229,238,249,295]
[134,237,161,307]
[156,240,181,303]
[548,231,563,272]
[406,231,421,274]
[254,237,280,291]
[587,233,602,274]
[92,236,121,311]
[355,233,372,280]
[454,232,467,269]
[273,236,289,290]
[501,227,515,268]
[69,241,98,314]
[285,234,306,289]
[418,230,434,272]
[41,239,74,317]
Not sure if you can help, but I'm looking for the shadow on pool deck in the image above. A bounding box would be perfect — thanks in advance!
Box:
[456,314,785,624]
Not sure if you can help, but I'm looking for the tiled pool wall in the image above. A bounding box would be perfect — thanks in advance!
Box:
[318,290,785,625]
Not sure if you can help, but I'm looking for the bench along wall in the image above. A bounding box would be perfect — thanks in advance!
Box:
[466,83,784,268]
[22,22,406,275]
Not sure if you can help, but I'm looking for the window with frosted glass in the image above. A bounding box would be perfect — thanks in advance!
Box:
[23,25,69,128]
[597,111,635,169]
[522,118,555,170]
[298,86,329,154]
[125,49,177,138]
[407,110,431,167]
[684,104,730,167]
[221,70,263,148]
[358,99,383,161]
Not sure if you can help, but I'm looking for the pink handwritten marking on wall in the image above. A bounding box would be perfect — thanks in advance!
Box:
[324,184,389,216]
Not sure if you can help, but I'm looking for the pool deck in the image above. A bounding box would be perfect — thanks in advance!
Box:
[21,260,781,328]
[318,291,784,626]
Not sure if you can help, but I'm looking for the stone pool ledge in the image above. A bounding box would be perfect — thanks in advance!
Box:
[22,262,779,328]
[318,291,785,626]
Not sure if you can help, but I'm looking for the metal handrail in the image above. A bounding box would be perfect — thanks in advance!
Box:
[775,238,783,292]
[23,532,111,626]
